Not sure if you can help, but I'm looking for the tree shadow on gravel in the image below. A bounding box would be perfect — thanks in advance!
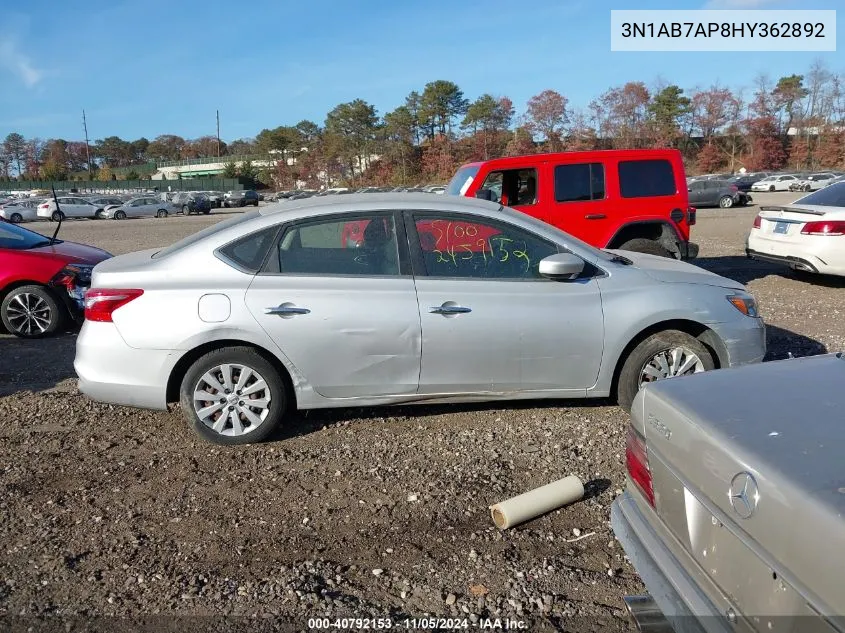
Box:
[0,333,77,397]
[694,255,845,287]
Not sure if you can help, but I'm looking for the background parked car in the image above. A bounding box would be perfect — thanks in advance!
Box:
[0,221,111,338]
[172,192,212,215]
[688,179,751,208]
[37,196,100,221]
[751,174,798,192]
[726,174,762,192]
[105,196,171,220]
[87,196,126,218]
[789,173,836,192]
[0,198,43,223]
[204,191,225,208]
[223,190,259,208]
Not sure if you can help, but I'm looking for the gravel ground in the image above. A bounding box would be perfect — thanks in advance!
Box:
[1,193,842,632]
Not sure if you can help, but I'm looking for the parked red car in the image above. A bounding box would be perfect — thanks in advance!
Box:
[0,219,111,338]
[447,149,698,259]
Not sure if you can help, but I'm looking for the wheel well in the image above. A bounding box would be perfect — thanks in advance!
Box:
[165,339,297,409]
[1,280,52,303]
[606,222,681,255]
[609,319,727,398]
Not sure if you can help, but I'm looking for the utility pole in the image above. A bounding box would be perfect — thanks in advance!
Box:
[82,109,92,179]
[216,110,221,158]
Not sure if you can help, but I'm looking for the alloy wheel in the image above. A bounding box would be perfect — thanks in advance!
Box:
[192,363,271,437]
[5,292,53,336]
[639,347,704,387]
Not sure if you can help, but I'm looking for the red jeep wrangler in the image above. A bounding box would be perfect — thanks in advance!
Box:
[446,149,698,259]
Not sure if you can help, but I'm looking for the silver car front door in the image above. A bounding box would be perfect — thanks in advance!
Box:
[407,212,605,395]
[244,211,421,399]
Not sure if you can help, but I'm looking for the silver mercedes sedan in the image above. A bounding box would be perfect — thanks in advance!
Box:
[74,194,766,445]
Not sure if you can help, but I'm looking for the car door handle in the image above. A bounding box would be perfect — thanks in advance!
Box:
[265,304,310,316]
[430,305,471,315]
[585,214,606,220]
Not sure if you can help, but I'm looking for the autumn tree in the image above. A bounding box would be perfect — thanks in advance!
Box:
[3,133,26,176]
[383,105,417,184]
[525,90,569,150]
[744,77,786,171]
[504,127,536,156]
[145,135,186,162]
[593,82,651,148]
[97,164,114,181]
[226,138,256,155]
[462,95,513,159]
[420,134,457,182]
[772,74,808,135]
[222,161,238,179]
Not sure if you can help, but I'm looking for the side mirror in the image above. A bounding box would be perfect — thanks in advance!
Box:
[474,189,494,201]
[539,253,585,281]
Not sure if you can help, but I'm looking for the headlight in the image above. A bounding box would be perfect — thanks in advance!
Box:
[727,294,758,318]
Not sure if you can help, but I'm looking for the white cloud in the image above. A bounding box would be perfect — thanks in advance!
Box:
[703,0,784,7]
[0,38,43,88]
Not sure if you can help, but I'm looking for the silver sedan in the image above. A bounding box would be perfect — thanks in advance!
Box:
[74,194,766,445]
[104,196,171,220]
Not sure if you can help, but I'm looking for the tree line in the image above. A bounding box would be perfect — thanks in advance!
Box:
[2,61,844,188]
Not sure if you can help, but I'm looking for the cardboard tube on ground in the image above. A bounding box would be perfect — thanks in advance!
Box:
[490,475,585,529]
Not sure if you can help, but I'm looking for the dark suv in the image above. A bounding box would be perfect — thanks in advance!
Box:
[172,192,212,215]
[223,190,260,208]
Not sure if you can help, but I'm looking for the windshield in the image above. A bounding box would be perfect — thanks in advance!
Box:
[152,210,260,258]
[446,164,480,196]
[0,221,53,249]
[795,182,845,207]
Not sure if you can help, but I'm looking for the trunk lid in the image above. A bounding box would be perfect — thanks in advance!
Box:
[756,205,833,239]
[634,354,845,623]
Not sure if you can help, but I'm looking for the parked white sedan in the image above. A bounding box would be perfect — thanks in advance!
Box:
[37,196,100,221]
[104,196,171,220]
[747,182,845,277]
[750,174,799,192]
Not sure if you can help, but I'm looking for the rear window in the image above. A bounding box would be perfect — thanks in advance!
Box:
[152,210,261,259]
[446,165,480,196]
[619,160,676,198]
[216,226,279,272]
[796,182,845,207]
[554,163,605,202]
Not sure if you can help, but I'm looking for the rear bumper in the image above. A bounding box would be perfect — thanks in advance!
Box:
[74,321,175,410]
[611,493,732,633]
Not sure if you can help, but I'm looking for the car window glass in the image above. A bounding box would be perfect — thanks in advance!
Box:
[479,168,537,206]
[277,214,400,276]
[218,226,279,273]
[412,214,559,280]
[554,163,605,202]
[690,181,704,190]
[618,160,676,198]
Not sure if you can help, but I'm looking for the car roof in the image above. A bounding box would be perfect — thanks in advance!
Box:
[258,192,497,217]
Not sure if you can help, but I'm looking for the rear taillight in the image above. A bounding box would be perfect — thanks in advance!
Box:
[687,206,696,226]
[752,214,762,229]
[84,288,144,322]
[39,203,50,209]
[801,221,845,236]
[625,425,654,507]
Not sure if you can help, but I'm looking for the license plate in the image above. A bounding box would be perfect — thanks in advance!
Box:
[774,221,789,234]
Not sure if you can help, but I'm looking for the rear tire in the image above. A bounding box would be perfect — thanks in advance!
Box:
[616,330,715,412]
[179,346,287,445]
[182,205,191,215]
[202,209,211,215]
[156,209,168,218]
[9,213,23,223]
[769,185,775,192]
[617,238,673,259]
[51,210,64,222]
[1,285,64,339]
[719,195,734,208]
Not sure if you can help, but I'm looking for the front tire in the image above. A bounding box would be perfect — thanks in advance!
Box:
[616,330,715,412]
[179,346,287,445]
[617,238,673,259]
[1,285,64,339]
[182,205,191,215]
[719,195,734,208]
[9,213,23,223]
[114,210,127,220]
[769,185,775,192]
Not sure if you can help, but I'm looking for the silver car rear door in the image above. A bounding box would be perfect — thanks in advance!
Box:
[244,210,421,399]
